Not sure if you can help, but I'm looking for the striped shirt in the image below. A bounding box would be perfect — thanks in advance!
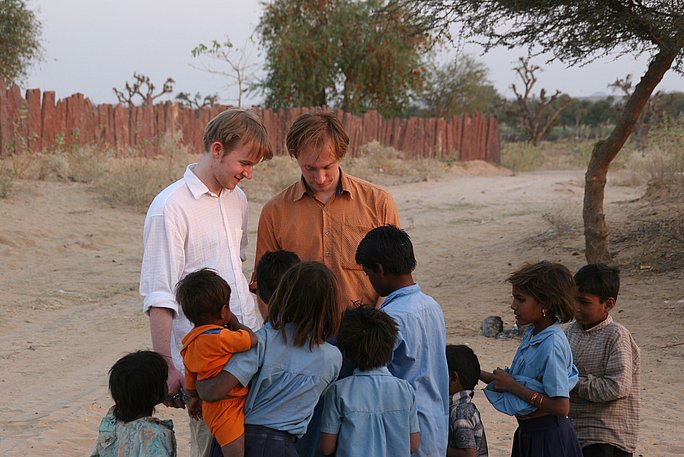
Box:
[565,316,640,452]
[448,390,488,456]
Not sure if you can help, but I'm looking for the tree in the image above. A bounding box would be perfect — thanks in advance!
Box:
[396,0,684,263]
[175,92,219,109]
[609,74,664,149]
[113,73,175,106]
[0,0,42,85]
[191,37,256,107]
[256,0,429,116]
[511,57,572,146]
[420,53,501,118]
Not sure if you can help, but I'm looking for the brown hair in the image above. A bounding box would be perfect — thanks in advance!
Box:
[175,268,230,326]
[202,109,273,161]
[336,306,398,371]
[507,261,576,323]
[285,112,349,160]
[268,261,342,350]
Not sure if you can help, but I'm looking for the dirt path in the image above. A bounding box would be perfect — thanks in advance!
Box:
[1,170,681,456]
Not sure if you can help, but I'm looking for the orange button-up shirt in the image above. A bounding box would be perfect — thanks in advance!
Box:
[252,170,399,309]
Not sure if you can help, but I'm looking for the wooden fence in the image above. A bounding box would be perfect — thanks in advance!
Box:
[0,82,500,164]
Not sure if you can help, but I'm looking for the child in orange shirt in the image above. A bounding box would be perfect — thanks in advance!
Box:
[177,268,257,457]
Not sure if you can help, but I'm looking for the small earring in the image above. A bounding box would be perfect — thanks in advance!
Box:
[542,309,547,317]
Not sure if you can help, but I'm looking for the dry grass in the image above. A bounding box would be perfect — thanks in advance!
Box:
[501,140,595,171]
[609,121,684,271]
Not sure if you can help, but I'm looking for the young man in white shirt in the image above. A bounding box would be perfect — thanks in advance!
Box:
[140,109,272,457]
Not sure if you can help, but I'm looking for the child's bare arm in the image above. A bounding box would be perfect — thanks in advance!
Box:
[185,389,202,420]
[479,369,494,384]
[195,371,242,402]
[319,432,338,456]
[410,432,420,454]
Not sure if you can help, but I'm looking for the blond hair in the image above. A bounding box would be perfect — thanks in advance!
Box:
[202,109,273,161]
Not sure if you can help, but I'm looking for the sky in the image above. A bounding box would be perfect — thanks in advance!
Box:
[24,0,683,107]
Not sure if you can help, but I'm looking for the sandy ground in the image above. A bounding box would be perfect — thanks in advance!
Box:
[1,169,682,456]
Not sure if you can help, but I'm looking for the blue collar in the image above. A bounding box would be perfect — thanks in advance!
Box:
[352,366,392,377]
[380,284,420,309]
[520,321,561,349]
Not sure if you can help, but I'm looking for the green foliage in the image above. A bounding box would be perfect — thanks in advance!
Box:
[256,0,429,116]
[398,1,684,72]
[0,0,42,85]
[419,53,501,117]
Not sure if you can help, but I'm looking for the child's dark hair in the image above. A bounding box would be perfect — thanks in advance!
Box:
[507,261,575,323]
[355,225,416,275]
[256,250,301,304]
[268,261,341,350]
[109,351,167,422]
[574,263,620,303]
[336,306,398,371]
[175,268,230,326]
[446,345,481,391]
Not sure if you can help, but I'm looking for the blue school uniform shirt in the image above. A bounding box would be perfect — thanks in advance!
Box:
[320,366,420,457]
[484,322,579,416]
[225,322,342,438]
[381,284,449,457]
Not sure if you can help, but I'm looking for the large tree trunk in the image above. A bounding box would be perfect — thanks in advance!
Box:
[583,48,679,263]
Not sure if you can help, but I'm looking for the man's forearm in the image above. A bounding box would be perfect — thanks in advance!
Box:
[149,307,175,362]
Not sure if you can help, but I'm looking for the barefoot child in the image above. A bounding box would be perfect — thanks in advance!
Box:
[481,261,582,457]
[446,345,489,457]
[92,351,176,457]
[177,268,258,457]
[566,264,640,457]
[319,306,420,456]
[196,261,343,457]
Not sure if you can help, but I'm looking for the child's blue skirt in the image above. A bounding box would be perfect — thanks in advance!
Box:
[512,415,582,457]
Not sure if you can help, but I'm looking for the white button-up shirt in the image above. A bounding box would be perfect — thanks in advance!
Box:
[140,164,260,373]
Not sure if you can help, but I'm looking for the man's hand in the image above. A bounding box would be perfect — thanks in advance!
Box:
[164,364,186,409]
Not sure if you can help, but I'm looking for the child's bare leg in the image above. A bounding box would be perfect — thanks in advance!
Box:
[221,434,244,457]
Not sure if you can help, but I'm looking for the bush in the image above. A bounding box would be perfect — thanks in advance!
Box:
[501,139,630,172]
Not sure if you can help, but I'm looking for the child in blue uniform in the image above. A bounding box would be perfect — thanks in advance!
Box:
[196,261,343,457]
[355,225,449,457]
[253,249,300,309]
[319,306,420,456]
[481,261,582,457]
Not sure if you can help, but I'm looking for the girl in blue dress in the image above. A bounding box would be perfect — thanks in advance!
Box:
[196,261,343,457]
[481,261,582,457]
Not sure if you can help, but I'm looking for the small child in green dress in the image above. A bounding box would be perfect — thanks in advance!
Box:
[92,350,177,457]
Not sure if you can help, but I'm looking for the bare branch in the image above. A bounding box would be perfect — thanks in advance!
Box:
[112,73,175,106]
